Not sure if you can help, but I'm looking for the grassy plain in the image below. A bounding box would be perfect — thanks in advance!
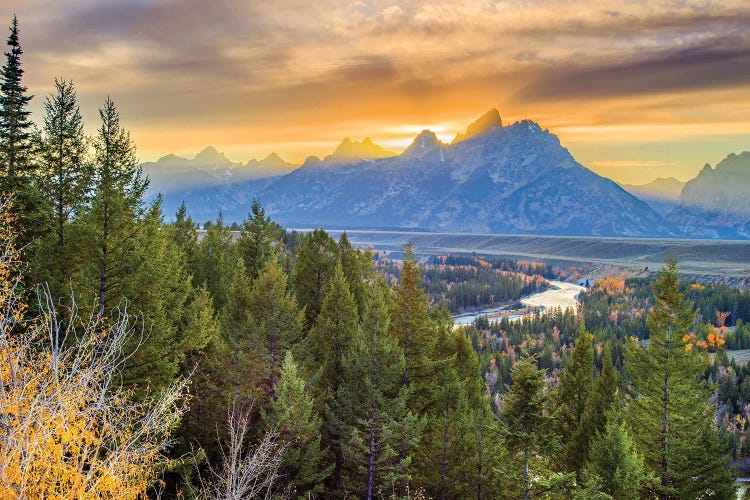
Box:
[312,230,750,279]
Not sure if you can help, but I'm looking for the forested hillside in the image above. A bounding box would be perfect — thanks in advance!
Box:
[0,16,739,499]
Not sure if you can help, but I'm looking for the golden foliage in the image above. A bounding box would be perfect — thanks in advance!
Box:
[594,276,626,295]
[0,199,187,499]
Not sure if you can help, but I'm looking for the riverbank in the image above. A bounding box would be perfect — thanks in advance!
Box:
[453,280,584,326]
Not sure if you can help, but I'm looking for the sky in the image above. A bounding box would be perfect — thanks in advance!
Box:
[4,0,750,184]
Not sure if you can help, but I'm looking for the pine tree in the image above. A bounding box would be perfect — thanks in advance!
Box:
[0,16,44,244]
[502,358,562,499]
[388,243,437,495]
[581,418,645,499]
[218,259,261,421]
[340,280,419,499]
[414,326,468,500]
[558,323,594,478]
[0,15,32,184]
[237,198,279,280]
[390,242,436,409]
[168,202,198,277]
[118,201,193,393]
[452,330,505,500]
[247,257,304,402]
[337,232,374,318]
[579,347,619,447]
[263,352,330,498]
[293,228,338,330]
[33,78,90,303]
[177,287,226,462]
[80,97,147,316]
[626,257,735,499]
[193,214,237,310]
[306,263,359,497]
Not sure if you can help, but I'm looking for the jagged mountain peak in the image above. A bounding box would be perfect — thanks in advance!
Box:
[453,108,503,144]
[300,155,323,169]
[195,146,232,165]
[324,137,396,164]
[155,153,190,165]
[715,151,750,173]
[404,130,443,157]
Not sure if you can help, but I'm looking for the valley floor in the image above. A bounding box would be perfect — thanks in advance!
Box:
[308,229,750,280]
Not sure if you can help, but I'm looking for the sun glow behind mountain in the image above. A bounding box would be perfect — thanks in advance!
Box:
[12,0,750,184]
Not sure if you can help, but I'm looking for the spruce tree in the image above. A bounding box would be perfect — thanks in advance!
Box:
[293,228,338,330]
[452,330,505,500]
[218,259,261,420]
[581,418,645,499]
[177,287,226,462]
[247,257,304,402]
[0,15,32,183]
[306,263,359,497]
[390,242,436,409]
[337,232,374,318]
[503,358,563,499]
[340,280,419,499]
[0,15,44,244]
[579,347,619,446]
[626,257,735,498]
[33,78,90,301]
[81,97,147,316]
[118,201,193,393]
[193,214,237,310]
[237,198,279,280]
[414,326,468,500]
[168,202,198,277]
[263,352,330,498]
[557,323,595,478]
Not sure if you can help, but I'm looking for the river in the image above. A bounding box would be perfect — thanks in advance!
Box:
[453,280,585,326]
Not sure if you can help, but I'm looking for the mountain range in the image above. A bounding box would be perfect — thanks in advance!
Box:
[144,110,750,239]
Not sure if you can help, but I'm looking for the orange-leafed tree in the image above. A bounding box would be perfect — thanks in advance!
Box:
[0,198,187,498]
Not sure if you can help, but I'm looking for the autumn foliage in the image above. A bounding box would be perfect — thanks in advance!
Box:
[0,199,187,498]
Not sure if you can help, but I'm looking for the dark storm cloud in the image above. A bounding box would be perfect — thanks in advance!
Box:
[518,36,750,101]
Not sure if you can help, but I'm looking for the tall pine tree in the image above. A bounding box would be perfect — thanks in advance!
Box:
[306,263,359,497]
[80,97,147,316]
[237,198,279,280]
[626,257,735,499]
[263,351,330,498]
[293,228,338,330]
[557,323,595,479]
[0,15,43,244]
[340,280,419,499]
[247,257,304,402]
[33,78,90,302]
[503,358,564,499]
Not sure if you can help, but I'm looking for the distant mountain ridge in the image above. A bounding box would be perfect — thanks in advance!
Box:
[142,146,297,198]
[669,152,750,238]
[148,109,684,237]
[621,177,686,217]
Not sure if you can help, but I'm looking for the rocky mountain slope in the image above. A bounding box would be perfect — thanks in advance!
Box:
[148,110,679,237]
[669,152,750,238]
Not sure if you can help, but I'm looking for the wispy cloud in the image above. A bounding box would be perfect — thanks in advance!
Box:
[4,0,750,183]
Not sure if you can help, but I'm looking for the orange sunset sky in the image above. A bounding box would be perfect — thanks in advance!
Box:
[4,0,750,184]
